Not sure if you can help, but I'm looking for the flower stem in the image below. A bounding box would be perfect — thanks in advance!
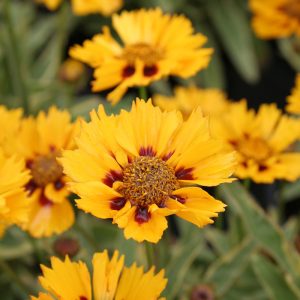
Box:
[57,2,71,62]
[243,179,251,190]
[138,86,148,100]
[3,0,30,114]
[277,181,285,224]
[0,257,30,296]
[27,233,44,264]
[145,242,155,268]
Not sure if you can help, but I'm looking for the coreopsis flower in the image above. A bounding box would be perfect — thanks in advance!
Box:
[61,99,235,243]
[0,106,22,154]
[11,107,78,238]
[154,86,229,119]
[249,0,300,39]
[70,8,213,105]
[286,74,300,114]
[211,100,300,183]
[30,250,167,300]
[0,150,30,236]
[36,0,123,16]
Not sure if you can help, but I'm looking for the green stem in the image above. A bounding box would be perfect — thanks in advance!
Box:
[215,213,223,230]
[26,233,44,264]
[138,86,148,100]
[145,242,155,268]
[57,2,70,62]
[3,0,30,114]
[277,181,285,224]
[214,187,224,230]
[0,258,30,295]
[243,179,251,190]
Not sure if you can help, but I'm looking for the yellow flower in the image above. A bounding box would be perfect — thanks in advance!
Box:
[30,249,167,300]
[211,100,300,183]
[0,106,23,154]
[36,0,62,10]
[36,0,123,16]
[70,8,213,105]
[249,0,300,39]
[286,73,300,114]
[61,99,235,243]
[10,107,78,238]
[72,0,123,16]
[0,150,30,236]
[154,86,229,119]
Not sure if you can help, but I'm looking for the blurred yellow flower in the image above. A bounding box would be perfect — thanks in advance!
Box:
[61,99,235,243]
[154,86,229,119]
[36,0,123,16]
[10,107,79,238]
[70,8,213,105]
[250,0,300,39]
[72,0,123,16]
[0,151,30,236]
[31,250,167,300]
[286,73,300,114]
[36,0,61,10]
[212,100,300,183]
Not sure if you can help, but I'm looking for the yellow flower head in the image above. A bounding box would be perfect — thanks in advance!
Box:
[286,73,300,114]
[36,0,123,16]
[70,8,213,105]
[0,150,30,236]
[30,250,167,300]
[61,99,235,243]
[212,100,300,183]
[154,86,229,119]
[249,0,300,39]
[11,107,79,238]
[0,106,23,154]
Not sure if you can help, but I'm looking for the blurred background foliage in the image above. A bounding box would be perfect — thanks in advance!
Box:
[0,0,300,299]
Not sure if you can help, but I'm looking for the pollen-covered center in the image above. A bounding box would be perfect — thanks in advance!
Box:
[31,154,63,187]
[281,0,300,20]
[120,156,179,208]
[122,43,163,65]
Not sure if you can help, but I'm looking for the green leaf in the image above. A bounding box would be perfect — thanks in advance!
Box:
[281,179,300,203]
[165,230,203,299]
[278,38,300,72]
[204,238,255,297]
[223,289,268,300]
[194,23,226,89]
[283,217,299,242]
[204,227,231,255]
[218,182,300,291]
[252,254,300,300]
[0,243,32,260]
[205,0,260,83]
[25,16,56,57]
[70,97,102,119]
